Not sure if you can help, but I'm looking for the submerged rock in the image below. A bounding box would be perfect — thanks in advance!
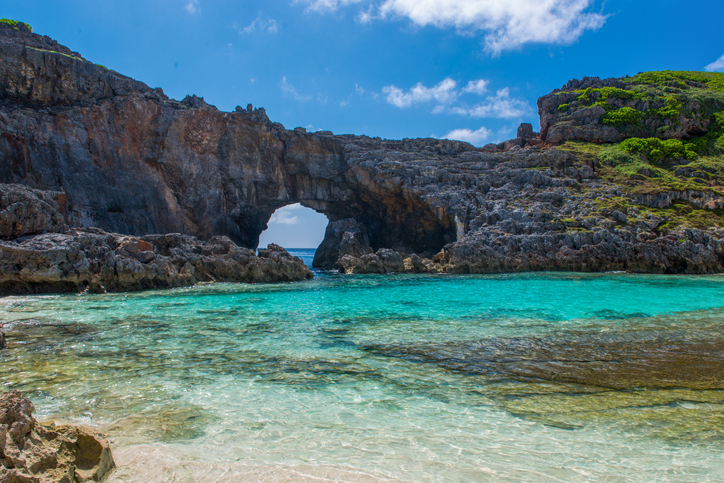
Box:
[0,390,115,482]
[0,229,312,295]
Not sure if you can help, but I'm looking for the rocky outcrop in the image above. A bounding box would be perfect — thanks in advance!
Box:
[1,23,723,276]
[0,229,311,295]
[0,390,115,482]
[538,74,722,144]
[312,218,373,269]
[1,184,67,239]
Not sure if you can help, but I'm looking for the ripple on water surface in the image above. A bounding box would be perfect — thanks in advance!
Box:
[2,272,724,482]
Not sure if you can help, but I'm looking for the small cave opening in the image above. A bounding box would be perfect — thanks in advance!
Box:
[258,203,329,267]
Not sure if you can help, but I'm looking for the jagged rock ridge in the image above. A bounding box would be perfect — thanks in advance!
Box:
[1,22,723,276]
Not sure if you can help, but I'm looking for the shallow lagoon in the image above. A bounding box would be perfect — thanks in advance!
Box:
[2,251,724,481]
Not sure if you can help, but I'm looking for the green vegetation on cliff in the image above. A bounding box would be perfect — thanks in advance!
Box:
[0,18,32,32]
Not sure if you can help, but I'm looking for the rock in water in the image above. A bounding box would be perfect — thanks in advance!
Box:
[0,390,115,482]
[0,229,312,295]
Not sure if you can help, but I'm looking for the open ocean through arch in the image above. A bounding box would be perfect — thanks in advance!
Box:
[2,248,724,482]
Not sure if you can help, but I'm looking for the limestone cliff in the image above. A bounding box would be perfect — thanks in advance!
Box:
[1,22,724,276]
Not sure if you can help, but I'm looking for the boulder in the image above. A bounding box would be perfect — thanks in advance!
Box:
[0,390,115,482]
[516,123,537,139]
[312,219,373,269]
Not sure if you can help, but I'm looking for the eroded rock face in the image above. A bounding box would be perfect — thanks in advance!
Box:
[0,184,67,239]
[1,24,724,276]
[0,228,312,295]
[0,390,115,482]
[312,218,373,269]
[537,75,720,144]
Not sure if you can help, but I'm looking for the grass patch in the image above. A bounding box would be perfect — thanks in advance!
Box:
[630,71,724,93]
[555,140,605,161]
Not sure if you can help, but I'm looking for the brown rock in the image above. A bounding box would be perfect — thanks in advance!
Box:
[0,390,115,482]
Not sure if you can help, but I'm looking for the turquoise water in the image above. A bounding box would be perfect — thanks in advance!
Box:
[2,250,724,481]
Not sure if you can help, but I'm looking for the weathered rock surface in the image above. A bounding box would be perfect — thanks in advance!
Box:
[0,390,115,482]
[0,229,311,295]
[538,74,723,144]
[312,218,373,269]
[1,23,723,276]
[1,184,67,239]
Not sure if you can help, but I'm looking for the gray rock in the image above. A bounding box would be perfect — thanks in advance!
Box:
[313,218,373,269]
[0,229,312,295]
[0,28,722,277]
[0,184,66,239]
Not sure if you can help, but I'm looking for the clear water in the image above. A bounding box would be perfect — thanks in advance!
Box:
[2,250,724,482]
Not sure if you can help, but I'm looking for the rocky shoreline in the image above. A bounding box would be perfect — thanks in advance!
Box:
[0,183,311,295]
[0,22,723,287]
[1,390,115,482]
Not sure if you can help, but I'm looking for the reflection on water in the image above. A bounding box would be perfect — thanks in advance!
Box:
[2,270,724,481]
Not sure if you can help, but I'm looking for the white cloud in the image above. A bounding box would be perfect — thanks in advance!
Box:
[280,76,312,101]
[268,203,305,225]
[241,15,278,34]
[184,0,199,14]
[355,83,366,95]
[451,88,530,118]
[706,54,724,72]
[297,0,364,12]
[298,0,606,53]
[382,78,529,119]
[382,78,458,108]
[462,79,489,95]
[444,126,493,145]
[380,0,606,53]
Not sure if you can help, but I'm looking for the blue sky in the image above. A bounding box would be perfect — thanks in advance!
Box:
[6,0,724,247]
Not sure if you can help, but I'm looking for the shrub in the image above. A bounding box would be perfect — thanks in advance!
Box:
[631,71,724,93]
[601,107,644,126]
[574,87,637,107]
[653,96,682,120]
[619,137,698,161]
[558,103,570,112]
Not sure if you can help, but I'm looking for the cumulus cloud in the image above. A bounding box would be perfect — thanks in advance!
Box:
[450,88,530,118]
[382,78,459,108]
[280,76,312,101]
[184,0,199,14]
[462,79,489,95]
[706,54,724,72]
[444,126,493,145]
[298,0,606,53]
[268,203,305,225]
[241,15,278,34]
[382,78,530,119]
